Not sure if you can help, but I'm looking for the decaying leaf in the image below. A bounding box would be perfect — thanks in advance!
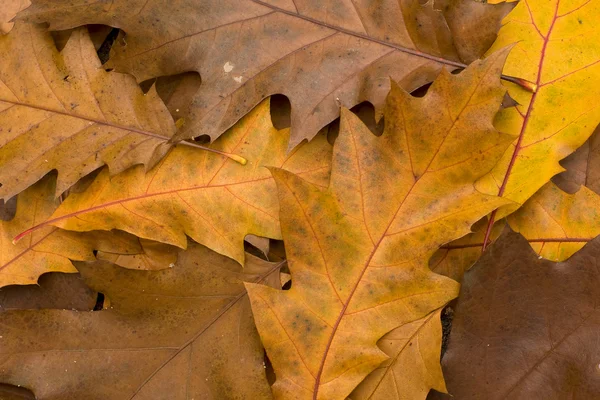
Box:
[21,0,475,148]
[442,230,600,399]
[1,174,177,287]
[15,99,331,265]
[246,53,513,399]
[0,243,283,399]
[350,308,446,400]
[507,182,600,261]
[476,0,600,243]
[0,23,174,200]
[0,0,30,34]
[0,272,97,312]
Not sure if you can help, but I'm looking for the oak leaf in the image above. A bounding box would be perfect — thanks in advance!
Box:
[507,182,600,261]
[429,219,506,281]
[21,0,471,148]
[0,23,174,200]
[246,53,513,399]
[0,242,283,399]
[441,230,600,399]
[1,174,177,287]
[349,309,446,400]
[476,0,600,244]
[16,99,332,264]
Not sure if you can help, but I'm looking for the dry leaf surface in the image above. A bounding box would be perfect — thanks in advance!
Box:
[16,99,331,264]
[477,0,600,242]
[21,0,472,147]
[0,0,30,34]
[0,243,282,399]
[1,174,176,287]
[350,309,446,400]
[246,54,513,399]
[442,230,600,399]
[0,23,174,200]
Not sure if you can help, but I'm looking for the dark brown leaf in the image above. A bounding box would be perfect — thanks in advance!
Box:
[441,230,600,399]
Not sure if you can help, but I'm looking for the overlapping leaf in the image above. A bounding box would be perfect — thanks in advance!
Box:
[508,182,600,261]
[476,0,600,243]
[429,219,506,281]
[0,0,30,34]
[349,309,446,400]
[0,23,174,200]
[246,53,513,399]
[1,174,177,287]
[16,99,332,264]
[0,242,283,399]
[442,231,600,399]
[552,126,600,193]
[0,272,97,312]
[21,0,474,148]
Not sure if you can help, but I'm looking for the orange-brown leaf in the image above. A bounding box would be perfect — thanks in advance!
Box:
[246,53,513,399]
[1,174,177,287]
[18,99,331,264]
[0,23,174,199]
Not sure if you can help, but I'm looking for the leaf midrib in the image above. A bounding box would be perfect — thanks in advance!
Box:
[249,0,466,69]
[0,98,170,141]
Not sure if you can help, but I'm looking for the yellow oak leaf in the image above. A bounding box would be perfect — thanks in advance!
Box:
[0,174,177,287]
[349,309,446,400]
[246,52,513,399]
[508,181,600,261]
[16,99,332,265]
[429,219,506,282]
[476,0,600,245]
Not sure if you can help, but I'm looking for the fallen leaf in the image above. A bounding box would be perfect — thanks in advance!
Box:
[246,53,513,399]
[441,230,600,399]
[429,219,506,282]
[96,238,178,271]
[15,99,332,265]
[1,174,177,287]
[476,0,600,244]
[0,242,283,399]
[552,125,600,194]
[21,0,474,147]
[507,182,600,261]
[439,0,515,63]
[349,309,446,400]
[0,0,30,34]
[153,72,202,122]
[0,23,174,200]
[0,272,97,312]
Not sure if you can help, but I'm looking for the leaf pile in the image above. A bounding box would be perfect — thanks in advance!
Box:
[2,0,600,399]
